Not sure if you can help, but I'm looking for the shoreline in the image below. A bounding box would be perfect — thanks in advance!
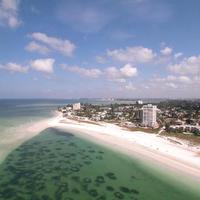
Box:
[51,117,200,189]
[0,112,61,163]
[1,112,200,193]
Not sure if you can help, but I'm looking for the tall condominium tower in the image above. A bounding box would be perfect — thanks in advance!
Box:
[141,104,157,128]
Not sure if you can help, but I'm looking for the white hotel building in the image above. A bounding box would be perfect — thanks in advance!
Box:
[141,104,157,128]
[73,103,81,111]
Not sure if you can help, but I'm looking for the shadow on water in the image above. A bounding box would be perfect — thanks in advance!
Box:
[0,128,199,200]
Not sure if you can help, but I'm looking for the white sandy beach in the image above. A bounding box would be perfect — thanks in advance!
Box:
[50,116,200,184]
[1,112,200,187]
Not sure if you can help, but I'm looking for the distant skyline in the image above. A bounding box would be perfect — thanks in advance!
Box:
[1,0,200,99]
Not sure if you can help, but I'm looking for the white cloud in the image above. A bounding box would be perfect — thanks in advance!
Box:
[61,63,137,82]
[0,0,21,28]
[155,75,191,84]
[28,32,76,56]
[0,62,28,73]
[30,58,55,74]
[0,58,55,75]
[25,41,50,55]
[105,64,137,81]
[120,63,138,77]
[169,56,200,75]
[148,54,200,94]
[62,65,102,78]
[107,46,156,63]
[152,74,191,90]
[160,47,173,56]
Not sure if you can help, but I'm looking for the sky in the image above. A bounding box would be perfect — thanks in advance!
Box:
[0,0,200,99]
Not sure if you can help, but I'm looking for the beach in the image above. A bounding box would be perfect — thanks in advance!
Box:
[51,117,200,186]
[1,107,200,199]
[2,111,200,183]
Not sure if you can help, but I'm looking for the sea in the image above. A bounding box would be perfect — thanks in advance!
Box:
[0,99,199,200]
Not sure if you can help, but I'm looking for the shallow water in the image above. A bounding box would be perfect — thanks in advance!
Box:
[0,127,199,200]
[0,99,83,162]
[0,99,60,163]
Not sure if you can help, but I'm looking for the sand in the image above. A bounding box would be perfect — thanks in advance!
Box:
[50,117,200,184]
[1,112,200,186]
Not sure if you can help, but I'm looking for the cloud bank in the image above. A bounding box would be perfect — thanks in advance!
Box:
[62,63,138,83]
[107,46,156,63]
[0,62,28,73]
[0,58,55,74]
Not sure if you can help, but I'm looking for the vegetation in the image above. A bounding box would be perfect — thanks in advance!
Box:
[161,131,200,145]
[60,100,200,144]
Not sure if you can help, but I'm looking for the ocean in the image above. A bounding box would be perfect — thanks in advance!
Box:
[0,99,199,200]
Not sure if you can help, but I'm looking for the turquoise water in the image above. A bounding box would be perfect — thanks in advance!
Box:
[0,128,199,200]
[0,99,85,161]
[0,99,71,129]
[0,100,199,200]
[0,99,68,162]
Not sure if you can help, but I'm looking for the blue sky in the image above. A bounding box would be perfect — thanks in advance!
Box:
[1,0,200,98]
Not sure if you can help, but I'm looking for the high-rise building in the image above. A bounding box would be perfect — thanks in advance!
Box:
[73,103,81,110]
[141,104,157,128]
